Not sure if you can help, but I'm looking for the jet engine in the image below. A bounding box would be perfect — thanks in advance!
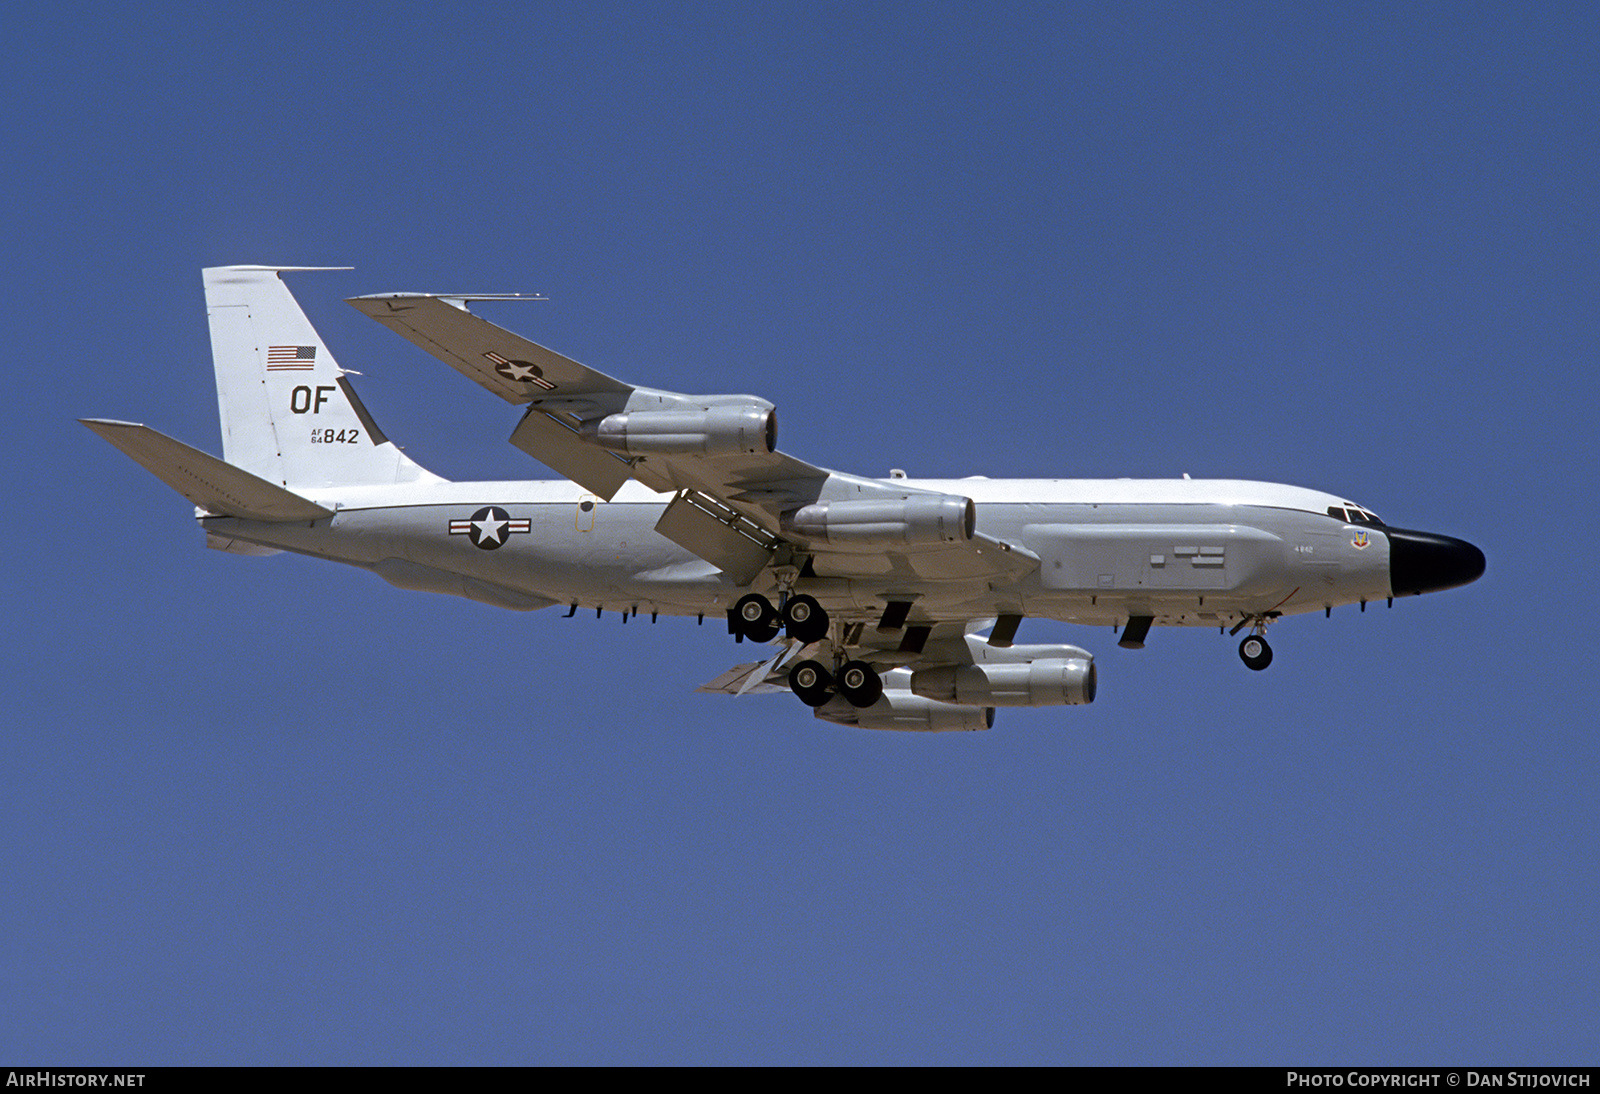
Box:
[781,495,975,548]
[583,405,776,456]
[814,690,995,732]
[910,657,1096,706]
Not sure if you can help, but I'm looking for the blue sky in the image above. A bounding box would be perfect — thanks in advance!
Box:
[4,1,1596,1064]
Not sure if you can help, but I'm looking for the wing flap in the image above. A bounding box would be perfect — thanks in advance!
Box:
[508,407,635,500]
[697,639,800,695]
[653,491,775,585]
[696,660,789,696]
[81,420,333,522]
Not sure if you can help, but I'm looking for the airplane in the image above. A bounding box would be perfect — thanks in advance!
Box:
[83,265,1485,731]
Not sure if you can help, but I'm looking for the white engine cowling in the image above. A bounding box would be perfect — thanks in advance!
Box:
[909,658,1096,707]
[781,495,975,547]
[584,405,776,456]
[814,690,994,732]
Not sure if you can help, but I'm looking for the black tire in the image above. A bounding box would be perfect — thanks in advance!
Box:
[733,593,779,642]
[1239,634,1273,671]
[837,660,884,707]
[788,660,835,707]
[782,594,829,644]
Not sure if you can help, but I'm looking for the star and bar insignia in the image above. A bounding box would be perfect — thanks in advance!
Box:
[449,506,531,550]
[484,350,556,389]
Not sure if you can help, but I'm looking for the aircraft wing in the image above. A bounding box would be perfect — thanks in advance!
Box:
[350,293,1038,587]
[347,293,631,407]
[349,292,830,514]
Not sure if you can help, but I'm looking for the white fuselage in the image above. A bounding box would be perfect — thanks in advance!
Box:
[202,474,1393,632]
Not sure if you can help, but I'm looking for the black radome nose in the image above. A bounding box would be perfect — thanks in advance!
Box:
[1387,528,1486,597]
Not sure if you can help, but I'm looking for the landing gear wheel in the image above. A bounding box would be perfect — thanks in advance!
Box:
[1239,634,1273,671]
[788,660,835,707]
[782,594,829,644]
[836,660,884,707]
[733,593,780,642]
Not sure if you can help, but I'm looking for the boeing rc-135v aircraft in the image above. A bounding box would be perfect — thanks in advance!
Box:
[84,266,1485,731]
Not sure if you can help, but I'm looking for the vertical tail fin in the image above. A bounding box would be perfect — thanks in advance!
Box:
[203,265,442,489]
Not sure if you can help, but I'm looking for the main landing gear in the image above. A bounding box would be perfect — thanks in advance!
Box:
[781,594,829,644]
[731,593,781,642]
[729,592,830,645]
[788,660,833,707]
[727,593,883,709]
[787,658,883,708]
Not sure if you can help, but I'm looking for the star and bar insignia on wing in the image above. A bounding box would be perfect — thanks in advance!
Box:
[449,506,531,550]
[484,351,556,389]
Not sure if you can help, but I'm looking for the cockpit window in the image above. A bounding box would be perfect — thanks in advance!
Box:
[1328,505,1385,526]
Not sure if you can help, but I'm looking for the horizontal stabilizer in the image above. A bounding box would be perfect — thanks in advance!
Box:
[80,419,334,522]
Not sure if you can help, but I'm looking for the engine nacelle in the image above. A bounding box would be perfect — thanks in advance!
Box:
[910,658,1096,707]
[815,690,994,732]
[781,495,975,547]
[583,405,776,456]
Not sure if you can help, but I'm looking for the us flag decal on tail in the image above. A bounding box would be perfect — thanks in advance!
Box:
[267,345,317,370]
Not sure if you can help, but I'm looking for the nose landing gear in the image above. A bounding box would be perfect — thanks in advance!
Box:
[1229,611,1280,671]
[1238,633,1273,671]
